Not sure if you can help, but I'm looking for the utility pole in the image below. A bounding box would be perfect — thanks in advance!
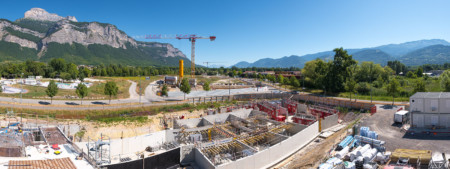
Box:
[229,78,231,96]
[302,76,305,93]
[20,73,23,104]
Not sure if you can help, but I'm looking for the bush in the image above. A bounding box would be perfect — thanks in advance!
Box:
[356,82,370,94]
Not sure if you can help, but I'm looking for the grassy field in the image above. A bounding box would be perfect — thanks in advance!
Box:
[116,76,163,94]
[274,77,443,102]
[2,101,237,123]
[0,78,131,100]
[194,75,222,84]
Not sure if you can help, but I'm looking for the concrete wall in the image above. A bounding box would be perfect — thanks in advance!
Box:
[180,145,196,165]
[321,114,339,130]
[110,130,166,156]
[194,148,215,169]
[214,121,319,169]
[297,103,308,113]
[176,118,202,129]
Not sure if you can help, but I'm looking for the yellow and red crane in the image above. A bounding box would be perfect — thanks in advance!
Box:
[145,34,216,78]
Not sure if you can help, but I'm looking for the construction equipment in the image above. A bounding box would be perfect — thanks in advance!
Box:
[145,34,216,78]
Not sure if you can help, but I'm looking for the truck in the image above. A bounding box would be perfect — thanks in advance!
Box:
[394,110,410,124]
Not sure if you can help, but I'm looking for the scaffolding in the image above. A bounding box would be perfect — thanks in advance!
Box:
[87,133,111,165]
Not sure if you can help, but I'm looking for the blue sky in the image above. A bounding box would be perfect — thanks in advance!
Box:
[1,0,450,67]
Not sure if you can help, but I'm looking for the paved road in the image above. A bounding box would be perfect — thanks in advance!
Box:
[0,81,141,106]
[361,105,450,152]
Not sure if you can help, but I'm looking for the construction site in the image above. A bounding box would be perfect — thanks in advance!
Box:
[1,92,450,169]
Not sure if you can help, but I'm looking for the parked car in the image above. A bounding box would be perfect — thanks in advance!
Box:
[291,90,299,94]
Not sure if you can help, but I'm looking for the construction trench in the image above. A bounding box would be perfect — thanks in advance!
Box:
[0,94,375,169]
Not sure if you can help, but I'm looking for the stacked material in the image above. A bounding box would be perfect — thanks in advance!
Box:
[357,144,371,156]
[337,136,354,151]
[354,135,385,147]
[326,157,343,166]
[391,149,432,165]
[375,152,390,164]
[429,152,447,169]
[349,146,363,161]
[320,157,343,169]
[359,126,378,139]
[344,161,355,169]
[360,127,370,136]
[336,146,350,159]
[362,148,378,163]
[318,163,333,169]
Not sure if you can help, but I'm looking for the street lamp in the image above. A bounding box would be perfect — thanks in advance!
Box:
[139,75,141,104]
[20,73,24,104]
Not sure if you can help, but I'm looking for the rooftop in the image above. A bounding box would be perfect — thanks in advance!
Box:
[410,92,450,99]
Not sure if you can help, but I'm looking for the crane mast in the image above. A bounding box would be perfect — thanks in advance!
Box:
[144,34,216,78]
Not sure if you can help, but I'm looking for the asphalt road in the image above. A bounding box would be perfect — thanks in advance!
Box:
[360,104,450,152]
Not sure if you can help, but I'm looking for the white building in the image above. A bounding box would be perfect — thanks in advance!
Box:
[409,92,450,128]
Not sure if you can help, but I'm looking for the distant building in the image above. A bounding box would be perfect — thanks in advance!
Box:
[424,70,444,77]
[260,71,275,75]
[243,71,257,75]
[275,71,302,79]
[409,92,450,128]
[164,76,178,85]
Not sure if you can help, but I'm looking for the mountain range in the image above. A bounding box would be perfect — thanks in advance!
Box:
[233,39,450,68]
[0,8,190,66]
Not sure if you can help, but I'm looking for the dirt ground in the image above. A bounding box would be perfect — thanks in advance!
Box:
[282,126,349,169]
[360,104,450,152]
[80,110,206,140]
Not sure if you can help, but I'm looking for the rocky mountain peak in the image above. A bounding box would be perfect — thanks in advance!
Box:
[24,8,77,22]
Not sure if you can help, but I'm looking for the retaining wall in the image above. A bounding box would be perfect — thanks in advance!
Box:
[211,121,319,169]
[321,113,339,130]
[102,147,180,169]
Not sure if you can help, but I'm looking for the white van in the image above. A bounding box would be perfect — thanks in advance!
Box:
[394,110,410,124]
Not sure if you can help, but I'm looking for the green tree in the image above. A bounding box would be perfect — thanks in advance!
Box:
[60,72,71,82]
[415,67,424,77]
[344,78,357,101]
[413,79,426,93]
[180,78,191,100]
[67,63,79,80]
[440,70,450,92]
[203,81,211,91]
[290,76,300,87]
[104,81,118,104]
[46,80,58,104]
[386,78,401,105]
[406,71,417,78]
[327,48,357,93]
[49,58,66,73]
[387,60,406,75]
[161,84,168,97]
[76,83,88,105]
[277,75,284,84]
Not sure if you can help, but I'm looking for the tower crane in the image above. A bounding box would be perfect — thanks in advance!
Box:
[145,34,216,78]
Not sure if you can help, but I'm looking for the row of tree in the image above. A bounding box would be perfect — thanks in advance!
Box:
[45,80,118,104]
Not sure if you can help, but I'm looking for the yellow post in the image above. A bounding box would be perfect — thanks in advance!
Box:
[208,129,212,141]
[319,118,322,132]
[179,60,184,83]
